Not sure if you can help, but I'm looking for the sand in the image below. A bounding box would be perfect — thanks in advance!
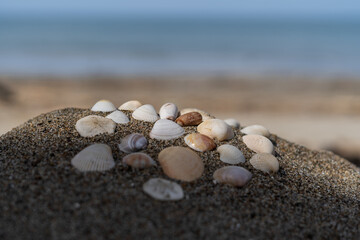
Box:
[0,108,359,239]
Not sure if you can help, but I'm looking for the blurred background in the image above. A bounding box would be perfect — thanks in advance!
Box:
[1,0,360,165]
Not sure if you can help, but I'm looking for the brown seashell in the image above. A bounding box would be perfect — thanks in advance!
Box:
[175,112,202,127]
[122,153,155,169]
[184,133,216,152]
[158,146,204,182]
[213,166,252,187]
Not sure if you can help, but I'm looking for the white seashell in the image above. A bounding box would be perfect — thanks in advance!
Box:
[197,119,234,141]
[119,100,142,111]
[241,125,270,137]
[122,153,155,169]
[71,144,115,172]
[132,104,159,122]
[105,110,129,124]
[118,133,148,153]
[224,118,240,129]
[217,145,245,164]
[249,153,279,173]
[91,99,117,112]
[159,103,179,121]
[143,178,184,201]
[213,166,252,187]
[242,134,274,154]
[150,119,185,140]
[180,108,215,121]
[75,115,116,137]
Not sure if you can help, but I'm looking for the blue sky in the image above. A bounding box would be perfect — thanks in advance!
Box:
[1,0,360,17]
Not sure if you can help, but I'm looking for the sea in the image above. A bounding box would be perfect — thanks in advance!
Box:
[1,16,360,77]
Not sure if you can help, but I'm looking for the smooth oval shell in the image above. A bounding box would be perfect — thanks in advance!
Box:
[184,133,216,152]
[71,144,115,172]
[224,118,240,129]
[106,110,129,124]
[180,108,214,121]
[132,104,159,122]
[158,147,204,182]
[241,125,270,137]
[249,153,279,173]
[143,178,184,201]
[197,119,234,141]
[242,134,274,154]
[122,153,155,169]
[217,144,245,164]
[213,166,252,187]
[118,133,148,153]
[150,119,185,140]
[75,115,116,137]
[159,103,179,121]
[119,100,142,111]
[175,112,202,127]
[91,99,116,112]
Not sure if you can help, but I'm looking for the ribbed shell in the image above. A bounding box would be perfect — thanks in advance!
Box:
[143,178,184,201]
[249,153,279,173]
[241,125,270,137]
[118,133,148,153]
[197,119,234,141]
[75,115,116,137]
[242,134,274,154]
[106,110,129,124]
[122,153,155,169]
[118,100,142,111]
[213,166,252,187]
[184,133,216,152]
[217,145,245,164]
[91,100,117,112]
[132,104,159,122]
[149,119,185,140]
[159,103,179,121]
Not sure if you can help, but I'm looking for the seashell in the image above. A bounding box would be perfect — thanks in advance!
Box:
[184,133,216,152]
[217,145,245,164]
[242,134,274,154]
[158,147,204,182]
[71,144,115,172]
[122,153,155,169]
[197,119,234,141]
[249,153,279,173]
[149,119,185,140]
[105,110,129,124]
[159,103,179,121]
[143,178,184,201]
[224,118,240,129]
[118,133,148,153]
[213,166,252,187]
[119,100,142,111]
[175,112,202,127]
[91,99,117,112]
[180,108,215,121]
[132,104,159,122]
[75,115,116,137]
[241,125,270,137]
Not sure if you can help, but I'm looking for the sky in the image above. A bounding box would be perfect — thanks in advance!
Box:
[1,0,360,17]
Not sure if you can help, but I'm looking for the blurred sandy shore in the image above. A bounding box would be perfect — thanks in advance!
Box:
[1,75,360,163]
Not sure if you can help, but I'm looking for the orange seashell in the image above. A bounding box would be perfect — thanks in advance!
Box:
[175,112,202,127]
[158,146,204,182]
[122,153,155,169]
[184,133,216,152]
[213,166,252,187]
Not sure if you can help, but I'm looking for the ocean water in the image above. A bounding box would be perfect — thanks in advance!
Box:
[0,16,360,77]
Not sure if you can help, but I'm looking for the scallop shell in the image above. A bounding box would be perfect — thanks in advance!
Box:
[197,119,234,141]
[132,104,159,122]
[180,108,214,121]
[106,110,129,124]
[91,99,117,112]
[119,100,142,111]
[213,166,252,187]
[158,147,204,182]
[75,115,116,137]
[224,118,240,129]
[241,125,270,137]
[122,153,155,169]
[249,153,279,173]
[175,112,202,127]
[184,133,216,152]
[159,103,179,121]
[71,144,115,172]
[143,178,184,201]
[242,134,274,154]
[149,119,185,140]
[217,145,245,164]
[118,133,148,153]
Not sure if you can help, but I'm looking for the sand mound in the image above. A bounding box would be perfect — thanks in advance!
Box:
[0,108,359,239]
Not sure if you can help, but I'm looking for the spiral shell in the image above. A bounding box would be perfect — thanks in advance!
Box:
[132,104,159,122]
[184,133,216,152]
[118,133,148,153]
[197,119,234,141]
[75,115,116,137]
[175,112,202,127]
[213,166,252,187]
[119,100,142,111]
[91,99,117,112]
[143,178,184,201]
[150,119,185,140]
[249,153,279,173]
[217,145,245,164]
[106,110,129,124]
[122,153,155,169]
[241,125,270,137]
[159,103,179,121]
[242,134,274,154]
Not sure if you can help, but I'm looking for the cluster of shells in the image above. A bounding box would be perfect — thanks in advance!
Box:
[72,99,280,201]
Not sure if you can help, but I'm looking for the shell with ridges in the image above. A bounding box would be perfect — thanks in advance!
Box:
[118,133,148,153]
[213,166,252,187]
[159,103,179,121]
[119,100,142,111]
[175,112,202,126]
[217,144,245,164]
[180,108,214,121]
[132,104,159,122]
[242,134,274,154]
[75,115,116,137]
[158,147,204,182]
[184,133,216,152]
[91,99,117,112]
[224,118,240,129]
[122,153,155,169]
[249,153,279,173]
[241,125,270,137]
[106,110,129,124]
[71,144,115,172]
[197,119,234,141]
[143,178,184,201]
[150,119,185,140]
